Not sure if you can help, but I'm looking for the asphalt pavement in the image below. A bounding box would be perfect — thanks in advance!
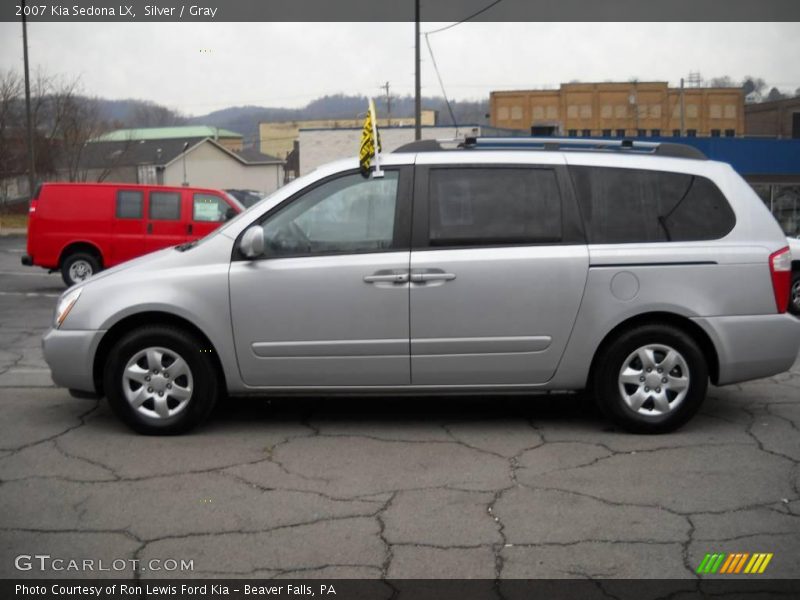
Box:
[0,233,798,581]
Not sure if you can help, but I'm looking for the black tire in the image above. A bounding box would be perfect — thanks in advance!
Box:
[592,324,708,434]
[61,252,100,287]
[103,326,219,435]
[790,271,800,316]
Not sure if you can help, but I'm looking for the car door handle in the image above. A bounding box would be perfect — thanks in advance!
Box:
[410,271,456,282]
[364,272,410,284]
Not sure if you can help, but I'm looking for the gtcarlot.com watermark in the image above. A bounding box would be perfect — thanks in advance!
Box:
[14,554,194,573]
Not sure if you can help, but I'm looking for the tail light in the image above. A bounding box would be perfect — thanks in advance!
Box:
[769,247,791,313]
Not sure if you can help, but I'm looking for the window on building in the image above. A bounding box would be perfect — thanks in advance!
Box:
[546,106,558,119]
[510,106,523,120]
[116,191,143,219]
[567,106,579,119]
[672,129,681,137]
[149,192,181,220]
[650,105,662,118]
[568,129,578,137]
[637,129,646,137]
[687,129,697,137]
[651,129,661,137]
[532,106,545,120]
[725,129,736,137]
[616,129,626,137]
[497,106,510,121]
[615,105,627,118]
[602,129,612,137]
[724,105,737,119]
[427,168,563,247]
[709,104,722,119]
[686,105,699,118]
[582,129,592,137]
[711,129,721,137]
[580,105,592,118]
[570,167,736,244]
[601,105,613,119]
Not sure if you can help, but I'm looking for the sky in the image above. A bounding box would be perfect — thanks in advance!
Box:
[0,22,798,116]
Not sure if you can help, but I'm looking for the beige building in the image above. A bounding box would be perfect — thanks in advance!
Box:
[298,125,480,176]
[260,110,438,159]
[491,82,744,137]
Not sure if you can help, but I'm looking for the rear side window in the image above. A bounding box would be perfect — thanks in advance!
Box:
[149,192,181,220]
[428,168,562,246]
[116,191,143,219]
[570,166,735,243]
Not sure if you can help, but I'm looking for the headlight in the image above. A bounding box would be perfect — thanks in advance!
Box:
[54,288,82,328]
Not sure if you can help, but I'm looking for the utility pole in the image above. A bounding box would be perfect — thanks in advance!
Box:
[414,0,421,141]
[680,77,686,136]
[381,81,392,127]
[21,0,36,199]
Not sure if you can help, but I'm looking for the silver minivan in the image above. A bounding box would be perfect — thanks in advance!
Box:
[44,138,800,435]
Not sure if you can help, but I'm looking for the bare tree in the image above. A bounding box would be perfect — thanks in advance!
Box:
[132,100,186,128]
[708,75,735,87]
[742,76,767,96]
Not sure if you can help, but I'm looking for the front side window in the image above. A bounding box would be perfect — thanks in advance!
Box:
[149,192,181,220]
[193,193,230,222]
[571,166,736,243]
[261,171,399,257]
[427,168,562,247]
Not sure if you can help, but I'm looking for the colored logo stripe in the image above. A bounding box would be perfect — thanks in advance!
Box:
[697,552,773,574]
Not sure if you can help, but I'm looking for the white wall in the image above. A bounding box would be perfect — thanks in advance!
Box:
[298,126,480,176]
[163,142,283,194]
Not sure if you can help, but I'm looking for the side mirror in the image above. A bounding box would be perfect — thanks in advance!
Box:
[239,226,264,259]
[225,207,237,221]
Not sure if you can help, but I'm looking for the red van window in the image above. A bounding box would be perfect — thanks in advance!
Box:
[193,193,229,222]
[116,191,143,219]
[149,192,181,220]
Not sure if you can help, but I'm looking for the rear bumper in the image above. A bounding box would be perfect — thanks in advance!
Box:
[20,254,32,266]
[42,328,105,393]
[692,314,800,385]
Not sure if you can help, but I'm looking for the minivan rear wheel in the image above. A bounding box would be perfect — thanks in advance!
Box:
[593,324,708,434]
[104,326,219,434]
[790,271,800,316]
[61,252,100,287]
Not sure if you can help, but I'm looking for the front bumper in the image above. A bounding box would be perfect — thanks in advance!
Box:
[42,328,106,393]
[692,314,800,385]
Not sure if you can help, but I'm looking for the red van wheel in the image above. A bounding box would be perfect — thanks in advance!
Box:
[61,253,100,287]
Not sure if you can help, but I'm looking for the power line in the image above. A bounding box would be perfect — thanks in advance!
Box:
[424,34,458,132]
[424,0,504,35]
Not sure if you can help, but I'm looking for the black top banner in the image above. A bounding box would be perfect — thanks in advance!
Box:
[3,0,800,22]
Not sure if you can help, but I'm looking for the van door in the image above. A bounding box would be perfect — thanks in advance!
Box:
[408,160,589,385]
[145,189,187,253]
[190,192,238,239]
[110,189,146,265]
[229,168,412,387]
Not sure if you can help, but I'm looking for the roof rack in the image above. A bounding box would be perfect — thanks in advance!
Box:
[393,137,707,160]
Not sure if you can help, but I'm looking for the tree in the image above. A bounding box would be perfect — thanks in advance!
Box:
[742,76,766,96]
[0,70,116,187]
[767,87,786,102]
[708,76,735,87]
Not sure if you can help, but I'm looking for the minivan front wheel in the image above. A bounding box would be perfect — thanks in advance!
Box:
[593,324,708,434]
[61,252,100,287]
[104,326,219,434]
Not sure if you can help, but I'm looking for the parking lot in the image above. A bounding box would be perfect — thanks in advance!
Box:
[0,233,798,580]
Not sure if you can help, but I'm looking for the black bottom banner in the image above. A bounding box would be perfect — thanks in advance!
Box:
[3,579,800,600]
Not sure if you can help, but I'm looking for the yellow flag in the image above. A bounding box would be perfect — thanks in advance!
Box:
[359,99,382,177]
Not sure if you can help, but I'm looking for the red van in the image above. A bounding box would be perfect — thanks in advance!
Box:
[21,182,243,286]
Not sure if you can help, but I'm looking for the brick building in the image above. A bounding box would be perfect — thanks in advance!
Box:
[490,82,744,138]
